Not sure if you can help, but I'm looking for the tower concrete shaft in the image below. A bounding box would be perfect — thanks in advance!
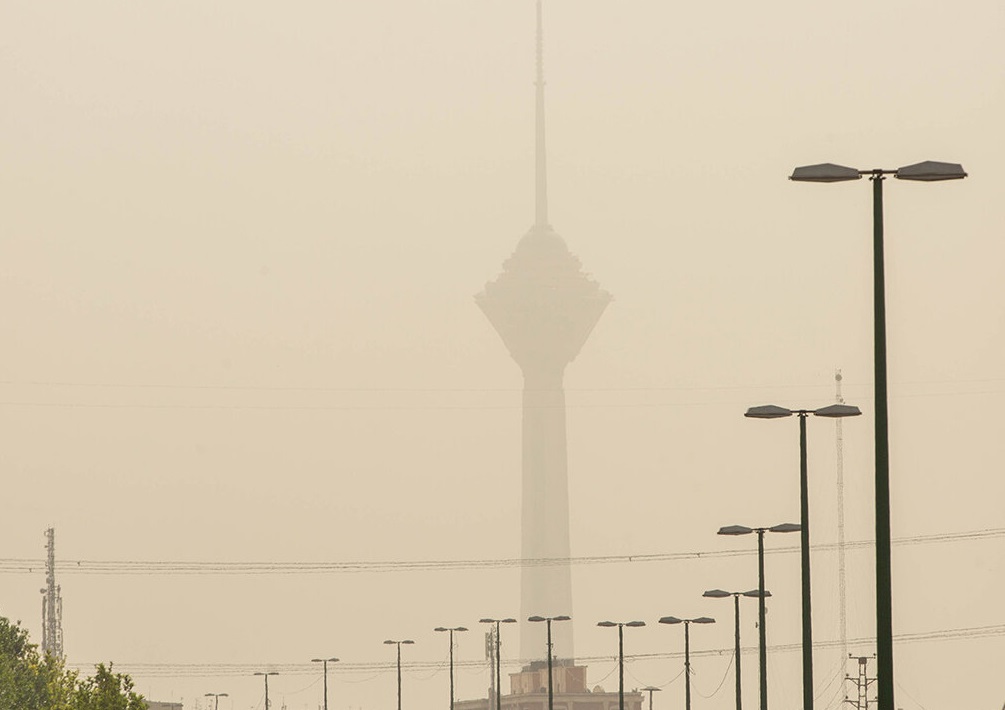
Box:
[476,0,610,664]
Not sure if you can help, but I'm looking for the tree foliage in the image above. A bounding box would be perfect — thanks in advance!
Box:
[0,617,145,710]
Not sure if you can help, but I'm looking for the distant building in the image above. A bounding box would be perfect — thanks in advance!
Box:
[145,701,183,710]
[456,662,643,710]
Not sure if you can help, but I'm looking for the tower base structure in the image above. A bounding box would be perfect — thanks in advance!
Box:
[457,662,643,710]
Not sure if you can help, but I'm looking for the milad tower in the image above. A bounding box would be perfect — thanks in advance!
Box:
[476,0,611,665]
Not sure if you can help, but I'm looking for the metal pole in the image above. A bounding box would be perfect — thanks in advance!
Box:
[264,674,270,710]
[397,643,403,710]
[323,661,329,710]
[872,174,894,710]
[734,594,742,710]
[449,630,456,710]
[496,622,503,710]
[618,624,625,710]
[799,412,814,710]
[546,620,554,710]
[684,621,692,710]
[757,529,767,710]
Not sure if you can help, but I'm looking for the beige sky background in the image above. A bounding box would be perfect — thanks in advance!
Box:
[2,1,1004,709]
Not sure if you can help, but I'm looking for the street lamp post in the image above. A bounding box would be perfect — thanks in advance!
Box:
[642,686,661,710]
[597,620,646,710]
[479,617,517,710]
[204,693,229,710]
[658,616,715,710]
[528,615,571,710]
[746,403,861,710]
[311,657,339,710]
[383,639,415,710]
[703,589,771,710]
[717,523,800,710]
[790,159,966,710]
[253,672,278,710]
[435,626,469,710]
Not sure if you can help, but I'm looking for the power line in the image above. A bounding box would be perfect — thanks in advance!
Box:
[2,527,1000,576]
[68,624,1005,679]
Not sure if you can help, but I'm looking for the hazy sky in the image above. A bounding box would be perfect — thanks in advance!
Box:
[2,1,1004,709]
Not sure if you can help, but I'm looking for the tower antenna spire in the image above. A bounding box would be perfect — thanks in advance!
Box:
[534,0,549,228]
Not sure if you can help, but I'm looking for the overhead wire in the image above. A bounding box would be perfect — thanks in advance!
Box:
[2,526,1000,575]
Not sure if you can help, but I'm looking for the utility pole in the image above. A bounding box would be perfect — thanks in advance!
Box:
[844,655,877,710]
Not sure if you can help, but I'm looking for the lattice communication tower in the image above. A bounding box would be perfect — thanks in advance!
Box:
[40,527,65,658]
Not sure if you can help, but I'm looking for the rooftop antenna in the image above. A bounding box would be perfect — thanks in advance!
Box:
[534,0,549,229]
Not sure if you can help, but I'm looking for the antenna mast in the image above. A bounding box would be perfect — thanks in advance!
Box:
[534,0,549,228]
[41,527,65,658]
[835,370,848,667]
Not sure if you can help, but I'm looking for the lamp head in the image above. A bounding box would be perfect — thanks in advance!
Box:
[718,525,753,536]
[769,523,801,534]
[895,161,967,182]
[790,163,862,182]
[625,621,646,627]
[692,617,716,625]
[658,616,683,625]
[813,404,862,418]
[745,405,793,419]
[702,589,732,598]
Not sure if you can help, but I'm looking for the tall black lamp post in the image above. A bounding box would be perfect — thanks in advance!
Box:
[435,626,468,710]
[746,402,861,710]
[479,617,517,710]
[597,620,646,710]
[790,158,967,710]
[204,693,228,710]
[311,657,339,710]
[717,523,799,710]
[658,616,715,710]
[703,587,771,710]
[383,639,415,710]
[253,672,278,710]
[528,615,571,710]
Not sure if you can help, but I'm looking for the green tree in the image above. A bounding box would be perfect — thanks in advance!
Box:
[72,663,145,710]
[0,617,74,710]
[0,616,145,710]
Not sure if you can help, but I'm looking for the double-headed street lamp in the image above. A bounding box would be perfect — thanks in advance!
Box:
[746,403,861,710]
[702,589,771,710]
[204,693,228,710]
[597,620,646,710]
[253,672,278,710]
[642,686,661,710]
[658,616,715,710]
[310,657,339,710]
[718,523,799,710]
[479,617,517,710]
[434,626,468,710]
[528,615,571,710]
[790,158,966,710]
[383,639,415,710]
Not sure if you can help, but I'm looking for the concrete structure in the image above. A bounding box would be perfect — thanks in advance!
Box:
[476,0,611,664]
[456,663,642,710]
[145,702,184,710]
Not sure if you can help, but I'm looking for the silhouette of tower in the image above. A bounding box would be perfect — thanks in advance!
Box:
[476,0,611,664]
[40,527,64,658]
